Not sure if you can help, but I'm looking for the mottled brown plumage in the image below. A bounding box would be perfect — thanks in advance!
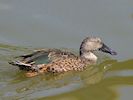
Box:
[25,57,96,77]
[9,36,117,77]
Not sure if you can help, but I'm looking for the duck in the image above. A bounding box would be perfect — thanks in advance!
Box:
[9,36,117,77]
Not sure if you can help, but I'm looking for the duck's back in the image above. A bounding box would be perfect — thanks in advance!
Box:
[20,48,77,63]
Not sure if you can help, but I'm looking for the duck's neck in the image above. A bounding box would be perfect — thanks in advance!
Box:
[80,52,97,61]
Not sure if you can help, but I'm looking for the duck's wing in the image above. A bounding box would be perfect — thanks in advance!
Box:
[9,48,77,71]
[19,48,57,63]
[19,48,77,63]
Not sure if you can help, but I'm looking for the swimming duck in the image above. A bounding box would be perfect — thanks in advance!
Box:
[10,37,117,77]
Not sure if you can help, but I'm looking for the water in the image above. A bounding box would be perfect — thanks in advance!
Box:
[0,0,133,100]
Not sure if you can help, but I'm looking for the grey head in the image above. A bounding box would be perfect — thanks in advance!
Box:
[80,37,117,61]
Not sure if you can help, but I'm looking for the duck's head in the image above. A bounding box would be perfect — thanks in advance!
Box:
[80,37,117,61]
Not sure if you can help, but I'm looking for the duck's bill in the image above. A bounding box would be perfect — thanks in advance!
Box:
[99,43,117,55]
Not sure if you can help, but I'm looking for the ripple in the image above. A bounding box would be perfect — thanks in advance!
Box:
[105,70,133,78]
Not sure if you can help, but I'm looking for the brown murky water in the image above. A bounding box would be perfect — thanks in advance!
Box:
[0,0,133,100]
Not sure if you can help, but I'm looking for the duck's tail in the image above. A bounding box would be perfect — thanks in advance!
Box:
[9,60,48,77]
[9,49,56,77]
[9,60,39,71]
